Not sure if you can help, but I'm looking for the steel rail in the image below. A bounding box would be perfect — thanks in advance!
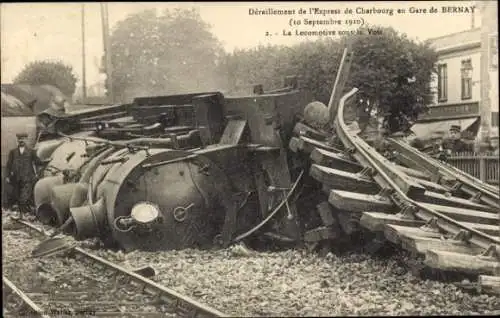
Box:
[444,162,499,194]
[443,161,498,194]
[13,219,229,318]
[388,138,500,208]
[3,275,51,318]
[334,88,499,252]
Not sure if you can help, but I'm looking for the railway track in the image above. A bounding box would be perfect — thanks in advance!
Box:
[2,217,228,318]
[290,87,500,295]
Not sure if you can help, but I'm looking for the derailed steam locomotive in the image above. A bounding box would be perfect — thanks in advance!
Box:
[33,78,317,252]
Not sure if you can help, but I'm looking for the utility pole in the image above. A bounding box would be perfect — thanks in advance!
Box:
[470,0,475,29]
[100,2,114,103]
[81,3,87,101]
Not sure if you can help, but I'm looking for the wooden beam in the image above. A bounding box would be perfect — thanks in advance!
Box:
[424,250,500,275]
[310,164,379,194]
[413,178,450,194]
[310,148,361,173]
[393,147,440,177]
[393,164,431,181]
[329,190,395,213]
[384,224,442,245]
[360,212,425,232]
[414,191,497,212]
[477,275,500,295]
[458,222,499,236]
[419,203,499,225]
[394,152,426,172]
[400,235,482,255]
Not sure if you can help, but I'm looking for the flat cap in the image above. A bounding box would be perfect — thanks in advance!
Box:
[449,125,461,132]
[16,132,28,138]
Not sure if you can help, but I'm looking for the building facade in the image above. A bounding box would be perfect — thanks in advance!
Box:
[424,1,498,141]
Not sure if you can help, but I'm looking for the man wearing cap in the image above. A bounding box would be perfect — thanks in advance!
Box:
[442,125,470,154]
[5,133,43,218]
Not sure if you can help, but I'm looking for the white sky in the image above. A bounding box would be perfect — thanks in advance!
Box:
[1,1,480,87]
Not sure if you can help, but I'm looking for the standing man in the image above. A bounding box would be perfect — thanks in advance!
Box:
[5,133,43,219]
[442,125,471,154]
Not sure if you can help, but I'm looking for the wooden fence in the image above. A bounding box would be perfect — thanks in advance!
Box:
[447,152,499,185]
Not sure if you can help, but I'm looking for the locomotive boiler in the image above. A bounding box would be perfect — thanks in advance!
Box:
[33,79,314,252]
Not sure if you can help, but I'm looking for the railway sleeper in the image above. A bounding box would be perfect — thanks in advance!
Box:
[400,235,483,256]
[310,164,380,194]
[416,203,499,225]
[310,148,361,173]
[411,178,450,194]
[359,211,425,233]
[383,224,443,246]
[477,275,500,295]
[424,250,500,276]
[328,190,396,214]
[412,191,497,213]
[390,163,432,181]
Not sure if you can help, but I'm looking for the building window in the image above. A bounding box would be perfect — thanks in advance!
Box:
[492,112,499,127]
[437,64,447,102]
[461,59,473,100]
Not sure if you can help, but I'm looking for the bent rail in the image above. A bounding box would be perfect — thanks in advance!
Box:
[334,89,499,252]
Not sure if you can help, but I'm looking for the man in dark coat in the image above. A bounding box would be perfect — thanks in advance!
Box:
[442,125,471,154]
[5,133,43,218]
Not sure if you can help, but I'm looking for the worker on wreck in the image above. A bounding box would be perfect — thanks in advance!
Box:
[442,125,471,154]
[427,132,447,161]
[5,133,43,219]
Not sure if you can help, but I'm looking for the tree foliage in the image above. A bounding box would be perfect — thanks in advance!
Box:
[107,8,224,102]
[13,60,78,97]
[218,26,438,133]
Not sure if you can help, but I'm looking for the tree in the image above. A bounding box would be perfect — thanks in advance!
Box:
[13,60,78,97]
[218,26,438,134]
[107,8,225,102]
[346,26,438,133]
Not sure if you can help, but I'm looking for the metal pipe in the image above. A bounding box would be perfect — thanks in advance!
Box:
[59,130,199,150]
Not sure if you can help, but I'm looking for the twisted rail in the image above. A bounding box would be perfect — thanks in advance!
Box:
[334,88,499,252]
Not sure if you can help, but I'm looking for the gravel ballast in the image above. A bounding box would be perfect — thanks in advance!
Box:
[3,213,499,317]
[2,215,172,317]
[90,245,500,317]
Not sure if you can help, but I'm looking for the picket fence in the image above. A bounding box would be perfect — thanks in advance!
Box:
[447,152,499,185]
